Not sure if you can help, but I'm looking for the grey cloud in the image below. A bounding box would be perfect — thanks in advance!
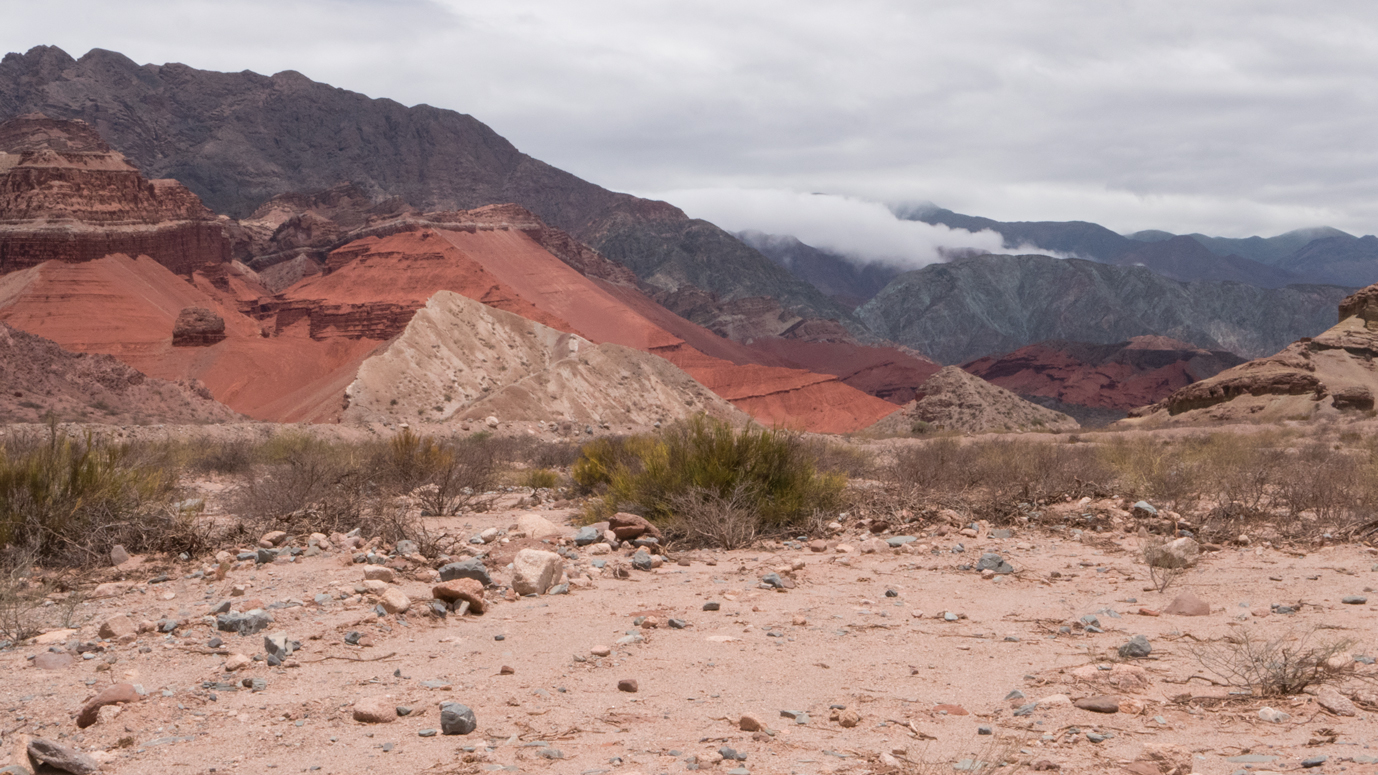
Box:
[5,1,1378,236]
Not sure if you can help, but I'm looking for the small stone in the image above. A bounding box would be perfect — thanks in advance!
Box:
[432,578,487,614]
[618,679,638,693]
[760,573,785,589]
[1258,706,1290,723]
[1302,755,1328,768]
[1316,687,1357,716]
[1073,695,1119,714]
[1118,635,1152,659]
[608,512,662,541]
[76,682,140,728]
[499,665,514,675]
[574,526,601,546]
[1343,595,1368,605]
[109,545,130,566]
[216,609,273,636]
[224,653,251,672]
[703,602,720,611]
[631,550,654,572]
[33,652,73,670]
[98,615,137,642]
[440,702,477,735]
[837,708,860,727]
[976,553,1014,574]
[259,530,288,547]
[512,549,564,595]
[668,618,687,629]
[353,697,398,723]
[808,540,829,552]
[739,714,762,732]
[418,728,437,737]
[978,725,993,735]
[363,566,395,583]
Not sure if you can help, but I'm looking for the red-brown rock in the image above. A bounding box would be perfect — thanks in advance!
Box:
[172,306,226,346]
[432,578,487,614]
[609,513,662,541]
[76,682,140,728]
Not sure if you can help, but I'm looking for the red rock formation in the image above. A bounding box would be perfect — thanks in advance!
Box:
[0,115,230,275]
[171,307,226,347]
[964,336,1245,416]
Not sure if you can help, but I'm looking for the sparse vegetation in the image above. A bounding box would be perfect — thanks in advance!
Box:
[574,416,845,544]
[522,468,560,490]
[0,427,179,566]
[1190,626,1361,697]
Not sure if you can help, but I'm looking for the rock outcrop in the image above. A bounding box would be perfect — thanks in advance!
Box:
[0,114,230,275]
[171,306,226,346]
[867,366,1078,435]
[963,336,1244,426]
[1131,283,1378,423]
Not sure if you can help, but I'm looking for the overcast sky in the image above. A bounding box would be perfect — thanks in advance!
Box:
[6,0,1378,263]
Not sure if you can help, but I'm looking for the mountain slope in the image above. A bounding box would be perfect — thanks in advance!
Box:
[737,230,901,308]
[857,253,1350,365]
[0,45,859,332]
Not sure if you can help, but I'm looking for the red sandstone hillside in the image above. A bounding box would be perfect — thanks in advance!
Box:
[0,321,239,424]
[963,336,1245,426]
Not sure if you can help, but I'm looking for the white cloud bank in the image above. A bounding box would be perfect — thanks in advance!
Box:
[657,188,1007,268]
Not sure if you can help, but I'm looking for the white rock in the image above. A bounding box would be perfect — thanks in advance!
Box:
[1258,706,1290,723]
[517,513,565,540]
[379,587,411,614]
[512,549,564,596]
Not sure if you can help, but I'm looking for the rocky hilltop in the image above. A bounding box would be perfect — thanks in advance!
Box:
[0,46,858,336]
[963,336,1244,426]
[0,114,229,274]
[1131,284,1378,423]
[867,365,1079,435]
[858,253,1350,364]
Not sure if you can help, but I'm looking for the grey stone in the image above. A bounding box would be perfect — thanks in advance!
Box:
[439,559,492,587]
[703,602,720,611]
[440,702,477,735]
[255,548,278,564]
[886,536,918,547]
[216,610,273,636]
[668,618,687,629]
[1343,595,1368,605]
[109,544,130,565]
[975,553,1014,574]
[977,725,992,735]
[1087,732,1106,743]
[631,551,653,571]
[1118,635,1152,659]
[418,728,437,737]
[1226,755,1279,763]
[1132,500,1158,518]
[1013,702,1038,716]
[1005,690,1025,700]
[574,526,601,546]
[395,540,419,556]
[536,749,563,760]
[27,737,99,775]
[1302,755,1328,768]
[719,747,745,761]
[760,573,785,589]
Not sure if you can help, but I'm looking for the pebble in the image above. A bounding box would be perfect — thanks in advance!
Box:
[591,645,612,657]
[353,697,398,723]
[739,714,762,731]
[618,679,639,693]
[703,602,721,611]
[1073,695,1119,714]
[1343,595,1368,605]
[1302,755,1329,768]
[440,702,477,735]
[1258,706,1290,723]
[1163,593,1210,617]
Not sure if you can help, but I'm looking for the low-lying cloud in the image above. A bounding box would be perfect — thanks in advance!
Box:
[655,188,1007,268]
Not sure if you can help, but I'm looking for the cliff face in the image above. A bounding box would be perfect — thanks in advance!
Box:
[858,254,1351,365]
[0,46,858,334]
[0,114,230,274]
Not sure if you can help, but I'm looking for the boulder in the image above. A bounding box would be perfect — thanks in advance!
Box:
[609,512,662,541]
[1163,593,1210,616]
[27,737,99,775]
[1145,537,1199,569]
[439,558,492,587]
[432,578,487,614]
[512,549,564,596]
[517,513,564,540]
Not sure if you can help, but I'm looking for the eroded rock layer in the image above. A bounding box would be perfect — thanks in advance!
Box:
[0,114,230,275]
[1132,284,1378,423]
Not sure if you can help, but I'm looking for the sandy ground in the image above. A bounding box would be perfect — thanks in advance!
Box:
[5,487,1378,775]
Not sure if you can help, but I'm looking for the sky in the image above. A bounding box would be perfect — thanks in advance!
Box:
[5,0,1378,265]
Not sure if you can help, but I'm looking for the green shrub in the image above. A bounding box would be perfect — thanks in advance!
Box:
[0,430,178,566]
[523,469,560,490]
[575,416,844,541]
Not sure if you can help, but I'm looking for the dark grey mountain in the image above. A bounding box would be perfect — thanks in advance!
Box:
[857,253,1351,364]
[0,45,859,332]
[736,231,901,308]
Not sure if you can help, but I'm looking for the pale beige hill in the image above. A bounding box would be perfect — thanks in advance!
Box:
[1128,283,1378,425]
[868,365,1078,435]
[342,291,746,428]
